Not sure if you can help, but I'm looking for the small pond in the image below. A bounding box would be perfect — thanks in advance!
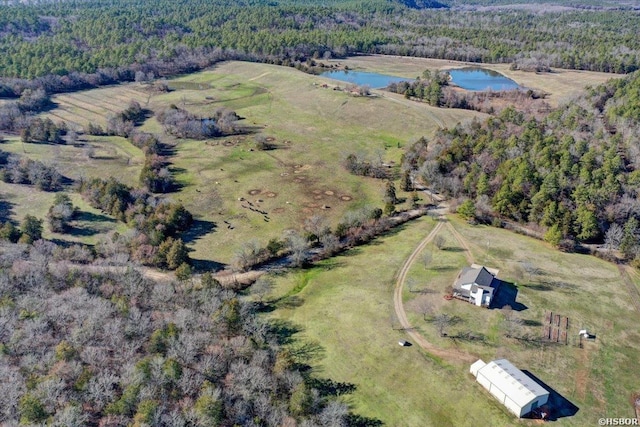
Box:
[448,67,520,91]
[320,70,411,89]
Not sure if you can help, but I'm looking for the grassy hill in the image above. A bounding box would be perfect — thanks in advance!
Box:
[2,61,482,264]
[270,214,640,426]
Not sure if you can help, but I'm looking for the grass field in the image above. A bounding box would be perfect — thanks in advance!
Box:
[0,181,126,244]
[7,61,480,264]
[269,214,640,426]
[330,55,621,107]
[0,58,621,265]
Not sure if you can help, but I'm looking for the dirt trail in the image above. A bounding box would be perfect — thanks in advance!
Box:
[393,218,476,364]
[249,72,271,81]
[618,265,640,313]
[446,221,474,264]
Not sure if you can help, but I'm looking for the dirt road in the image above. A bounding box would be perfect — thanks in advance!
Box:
[393,218,476,364]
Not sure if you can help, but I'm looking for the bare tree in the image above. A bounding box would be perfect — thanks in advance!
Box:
[605,223,624,251]
[434,313,453,337]
[433,235,445,250]
[304,215,330,241]
[232,239,262,272]
[521,261,540,282]
[413,297,433,321]
[501,305,523,338]
[319,233,341,257]
[285,232,309,268]
[251,276,274,303]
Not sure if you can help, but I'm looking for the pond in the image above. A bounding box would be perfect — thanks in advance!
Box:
[320,70,411,89]
[448,67,520,91]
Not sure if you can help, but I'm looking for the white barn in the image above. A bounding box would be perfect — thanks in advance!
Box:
[470,359,549,417]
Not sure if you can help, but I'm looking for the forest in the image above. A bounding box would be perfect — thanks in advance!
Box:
[402,70,640,258]
[0,242,364,426]
[0,0,639,84]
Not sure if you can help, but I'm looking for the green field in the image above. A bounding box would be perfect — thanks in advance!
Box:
[2,61,481,261]
[1,59,617,263]
[269,215,640,426]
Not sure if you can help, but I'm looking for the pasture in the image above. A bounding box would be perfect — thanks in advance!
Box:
[269,214,640,426]
[11,61,480,263]
[0,182,126,244]
[1,58,621,263]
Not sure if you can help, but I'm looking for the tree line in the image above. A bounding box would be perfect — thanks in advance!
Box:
[402,70,640,262]
[0,239,371,426]
[0,0,638,87]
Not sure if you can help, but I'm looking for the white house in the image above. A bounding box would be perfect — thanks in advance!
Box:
[453,264,500,307]
[470,359,549,417]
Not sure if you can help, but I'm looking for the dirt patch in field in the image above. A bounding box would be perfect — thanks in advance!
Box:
[280,172,289,177]
[293,176,308,183]
[265,192,277,198]
[305,203,320,209]
[222,140,237,147]
[248,189,262,196]
[313,195,324,200]
[273,208,285,213]
[302,208,313,214]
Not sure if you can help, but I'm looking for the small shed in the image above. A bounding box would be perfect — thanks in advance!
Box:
[470,359,549,418]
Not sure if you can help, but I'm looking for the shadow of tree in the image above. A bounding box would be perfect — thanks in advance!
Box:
[181,219,217,244]
[189,258,225,272]
[266,318,303,345]
[74,210,116,223]
[345,414,384,427]
[0,199,15,223]
[308,378,355,397]
[274,295,305,309]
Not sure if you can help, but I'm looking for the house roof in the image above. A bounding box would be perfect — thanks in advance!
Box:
[475,359,549,408]
[455,265,497,289]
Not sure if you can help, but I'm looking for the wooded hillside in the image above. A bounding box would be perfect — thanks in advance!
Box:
[403,70,640,256]
[0,243,362,426]
[0,0,639,83]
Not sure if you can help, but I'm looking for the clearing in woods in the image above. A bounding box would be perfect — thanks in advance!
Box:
[270,214,640,426]
[3,60,482,261]
[0,58,618,264]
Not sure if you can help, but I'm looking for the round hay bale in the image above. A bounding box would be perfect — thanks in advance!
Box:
[340,195,353,201]
[248,189,262,195]
[266,192,277,198]
[324,190,335,196]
